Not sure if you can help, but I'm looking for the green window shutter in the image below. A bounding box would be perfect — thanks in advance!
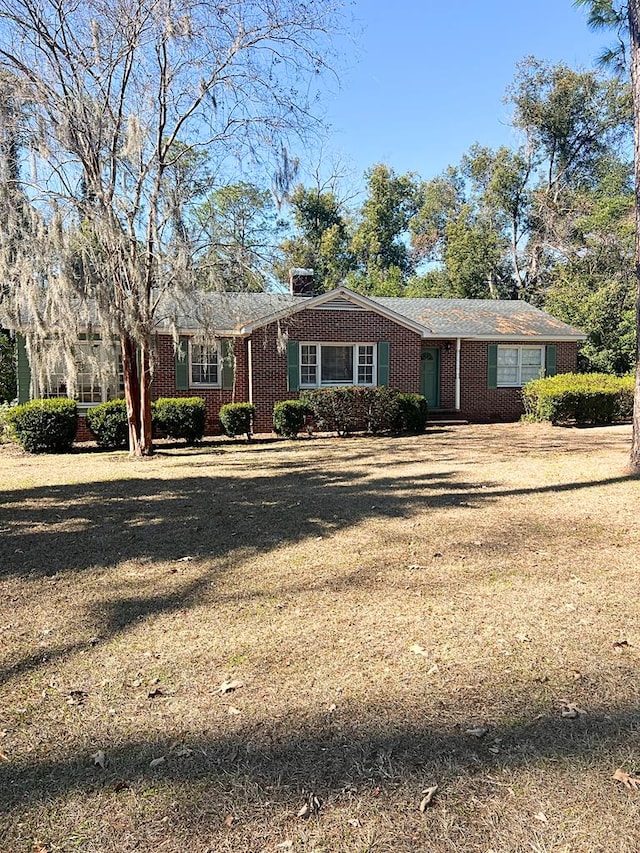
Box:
[221,339,234,390]
[377,341,390,387]
[487,344,498,389]
[546,344,557,377]
[16,334,31,403]
[287,340,299,392]
[175,336,189,390]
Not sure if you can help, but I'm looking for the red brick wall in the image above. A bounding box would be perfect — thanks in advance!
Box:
[75,329,580,441]
[152,333,248,434]
[452,340,577,422]
[249,308,423,432]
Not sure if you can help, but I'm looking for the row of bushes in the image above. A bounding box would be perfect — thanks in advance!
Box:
[275,387,428,438]
[5,397,210,452]
[522,373,634,425]
[5,387,429,452]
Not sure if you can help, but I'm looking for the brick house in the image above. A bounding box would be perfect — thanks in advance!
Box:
[15,276,586,436]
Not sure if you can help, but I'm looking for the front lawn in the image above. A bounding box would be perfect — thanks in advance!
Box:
[1,424,639,852]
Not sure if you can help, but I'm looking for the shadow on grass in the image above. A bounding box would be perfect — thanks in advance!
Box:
[1,694,639,821]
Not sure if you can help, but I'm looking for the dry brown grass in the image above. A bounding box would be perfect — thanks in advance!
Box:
[1,423,640,852]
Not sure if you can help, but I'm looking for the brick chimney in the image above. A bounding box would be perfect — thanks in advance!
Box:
[289,268,315,296]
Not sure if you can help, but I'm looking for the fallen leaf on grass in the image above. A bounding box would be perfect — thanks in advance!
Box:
[227,706,242,716]
[348,818,361,827]
[465,726,488,738]
[297,793,322,818]
[147,687,165,699]
[224,814,234,827]
[176,555,193,562]
[559,701,587,719]
[0,749,8,762]
[113,780,130,793]
[613,640,630,650]
[409,644,429,657]
[66,690,88,705]
[149,756,166,768]
[419,784,438,812]
[217,679,243,695]
[32,843,51,853]
[91,750,106,769]
[276,842,293,850]
[613,768,640,790]
[534,811,548,823]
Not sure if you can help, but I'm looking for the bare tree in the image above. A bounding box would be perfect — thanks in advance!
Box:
[0,0,343,455]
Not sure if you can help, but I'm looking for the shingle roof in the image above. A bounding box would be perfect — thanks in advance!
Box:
[371,296,585,339]
[11,288,584,340]
[161,289,585,340]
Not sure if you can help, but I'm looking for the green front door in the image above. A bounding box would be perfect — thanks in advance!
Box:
[421,347,440,409]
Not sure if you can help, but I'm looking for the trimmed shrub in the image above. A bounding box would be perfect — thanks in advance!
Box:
[393,393,428,433]
[300,386,420,436]
[5,397,77,453]
[153,397,206,443]
[219,402,255,438]
[86,399,129,449]
[522,373,634,425]
[361,386,401,434]
[300,386,365,436]
[273,399,309,438]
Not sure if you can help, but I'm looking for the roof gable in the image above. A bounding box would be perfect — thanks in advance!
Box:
[237,287,430,336]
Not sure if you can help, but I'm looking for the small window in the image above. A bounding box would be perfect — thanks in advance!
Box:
[497,345,545,387]
[44,339,123,404]
[299,343,377,388]
[190,343,220,387]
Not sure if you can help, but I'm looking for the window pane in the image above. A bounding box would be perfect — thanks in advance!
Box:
[357,345,374,384]
[521,365,543,383]
[521,348,542,366]
[191,344,218,385]
[497,347,519,366]
[497,367,519,385]
[321,345,353,383]
[300,345,317,386]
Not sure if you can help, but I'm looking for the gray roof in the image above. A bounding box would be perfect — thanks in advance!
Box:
[10,288,584,340]
[371,296,585,339]
[161,289,585,340]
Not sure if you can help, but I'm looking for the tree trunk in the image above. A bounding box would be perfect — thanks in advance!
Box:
[629,0,640,471]
[120,332,153,457]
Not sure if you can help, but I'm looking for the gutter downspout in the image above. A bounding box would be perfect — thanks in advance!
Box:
[455,338,461,411]
[247,338,253,405]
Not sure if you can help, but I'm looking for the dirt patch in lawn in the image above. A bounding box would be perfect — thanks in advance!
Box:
[1,423,640,852]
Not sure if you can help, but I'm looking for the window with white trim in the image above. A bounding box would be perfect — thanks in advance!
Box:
[497,345,545,387]
[299,343,377,388]
[44,340,123,404]
[189,342,220,387]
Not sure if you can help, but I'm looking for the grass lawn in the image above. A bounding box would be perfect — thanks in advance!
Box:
[1,422,640,853]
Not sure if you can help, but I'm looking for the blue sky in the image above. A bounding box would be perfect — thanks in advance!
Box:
[317,0,610,186]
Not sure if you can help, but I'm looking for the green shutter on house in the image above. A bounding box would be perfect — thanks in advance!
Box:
[287,340,299,392]
[546,344,557,377]
[377,341,390,386]
[175,336,189,390]
[221,339,234,390]
[487,344,498,389]
[16,333,31,403]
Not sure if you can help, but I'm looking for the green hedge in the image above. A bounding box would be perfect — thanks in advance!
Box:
[5,397,77,453]
[393,393,429,433]
[86,399,129,449]
[522,373,634,425]
[153,397,206,443]
[219,402,255,438]
[273,399,309,438]
[299,386,428,437]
